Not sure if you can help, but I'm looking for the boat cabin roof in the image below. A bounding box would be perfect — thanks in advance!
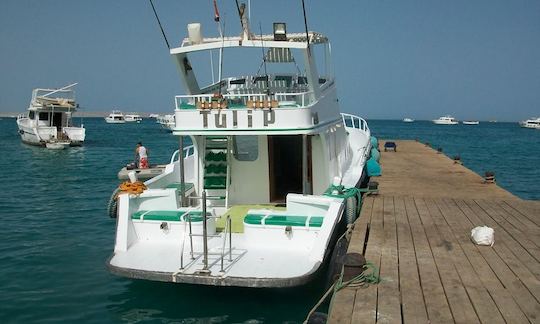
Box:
[170,31,328,55]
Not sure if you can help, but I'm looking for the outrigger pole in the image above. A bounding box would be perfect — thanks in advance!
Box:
[148,0,171,49]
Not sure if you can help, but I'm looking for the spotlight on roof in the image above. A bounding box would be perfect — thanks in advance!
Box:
[273,22,287,41]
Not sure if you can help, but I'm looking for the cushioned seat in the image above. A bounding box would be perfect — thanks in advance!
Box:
[165,182,194,191]
[244,214,323,227]
[131,210,208,222]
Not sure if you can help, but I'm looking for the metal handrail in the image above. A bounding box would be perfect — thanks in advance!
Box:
[220,216,233,273]
[178,208,195,269]
[169,145,195,164]
[174,90,314,109]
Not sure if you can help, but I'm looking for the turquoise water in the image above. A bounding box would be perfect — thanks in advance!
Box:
[0,118,538,323]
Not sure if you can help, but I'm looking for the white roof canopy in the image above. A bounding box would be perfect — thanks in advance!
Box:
[170,32,328,55]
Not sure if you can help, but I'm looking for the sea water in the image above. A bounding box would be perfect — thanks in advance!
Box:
[0,118,538,323]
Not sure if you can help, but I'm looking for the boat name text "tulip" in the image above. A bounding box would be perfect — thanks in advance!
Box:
[199,110,276,128]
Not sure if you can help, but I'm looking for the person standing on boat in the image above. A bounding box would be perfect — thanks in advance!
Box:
[136,142,149,169]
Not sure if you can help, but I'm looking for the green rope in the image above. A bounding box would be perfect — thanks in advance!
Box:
[334,261,381,292]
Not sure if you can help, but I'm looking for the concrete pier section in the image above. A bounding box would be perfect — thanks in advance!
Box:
[328,140,540,323]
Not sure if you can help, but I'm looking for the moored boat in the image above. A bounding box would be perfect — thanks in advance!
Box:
[124,113,143,123]
[107,5,375,287]
[16,83,86,147]
[105,110,125,124]
[519,117,540,129]
[462,120,479,125]
[433,115,458,125]
[403,118,414,123]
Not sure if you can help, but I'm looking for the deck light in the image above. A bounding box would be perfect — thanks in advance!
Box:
[273,22,287,41]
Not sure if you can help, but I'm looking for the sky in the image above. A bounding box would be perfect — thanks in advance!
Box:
[0,0,539,121]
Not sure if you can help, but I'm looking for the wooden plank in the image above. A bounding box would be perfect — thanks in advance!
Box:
[432,198,506,324]
[462,200,540,322]
[351,197,384,323]
[327,197,375,323]
[347,196,375,254]
[375,197,401,323]
[404,197,454,323]
[394,197,429,323]
[504,200,540,225]
[449,199,531,323]
[466,200,540,264]
[443,199,530,323]
[475,200,540,246]
[481,201,540,279]
[416,198,480,324]
[498,200,540,232]
[328,288,355,324]
[474,200,540,262]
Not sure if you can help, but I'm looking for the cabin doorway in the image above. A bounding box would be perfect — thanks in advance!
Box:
[268,135,312,203]
[52,112,63,130]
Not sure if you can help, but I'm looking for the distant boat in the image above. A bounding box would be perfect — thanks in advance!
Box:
[104,110,125,124]
[462,120,479,125]
[488,120,497,123]
[432,115,458,125]
[519,117,540,129]
[124,113,143,123]
[403,118,414,123]
[16,83,86,147]
[148,113,159,119]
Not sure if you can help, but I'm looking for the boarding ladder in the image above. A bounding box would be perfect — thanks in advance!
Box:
[179,192,233,275]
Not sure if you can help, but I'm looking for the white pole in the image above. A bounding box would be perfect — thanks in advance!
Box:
[210,51,215,84]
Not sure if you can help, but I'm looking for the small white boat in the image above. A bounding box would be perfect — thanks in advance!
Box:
[16,83,86,147]
[105,111,125,124]
[149,113,159,119]
[156,114,175,131]
[403,118,414,123]
[124,113,143,123]
[433,115,458,125]
[462,120,479,125]
[519,117,540,129]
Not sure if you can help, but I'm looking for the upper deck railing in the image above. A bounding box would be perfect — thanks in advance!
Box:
[341,113,370,134]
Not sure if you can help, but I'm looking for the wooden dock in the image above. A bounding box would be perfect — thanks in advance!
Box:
[328,140,540,323]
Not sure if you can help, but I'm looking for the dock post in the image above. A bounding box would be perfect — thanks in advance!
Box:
[178,136,186,207]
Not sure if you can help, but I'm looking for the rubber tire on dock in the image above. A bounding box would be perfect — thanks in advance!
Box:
[325,232,350,290]
[107,187,121,218]
[345,196,358,224]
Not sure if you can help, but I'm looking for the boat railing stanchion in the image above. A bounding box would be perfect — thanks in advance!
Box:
[178,135,186,207]
[202,191,209,271]
[220,215,232,273]
[188,214,194,259]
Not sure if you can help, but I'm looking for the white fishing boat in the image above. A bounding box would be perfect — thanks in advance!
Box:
[519,117,540,129]
[107,6,376,287]
[105,110,125,123]
[462,120,479,125]
[16,83,86,146]
[432,115,458,125]
[125,113,143,123]
[157,114,175,131]
[149,113,159,119]
[403,118,414,123]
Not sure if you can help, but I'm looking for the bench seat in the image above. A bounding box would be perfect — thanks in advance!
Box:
[244,214,324,227]
[131,210,208,222]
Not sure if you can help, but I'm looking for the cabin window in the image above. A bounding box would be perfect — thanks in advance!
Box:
[353,118,360,129]
[29,111,35,119]
[39,112,49,121]
[233,136,258,161]
[344,116,353,128]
